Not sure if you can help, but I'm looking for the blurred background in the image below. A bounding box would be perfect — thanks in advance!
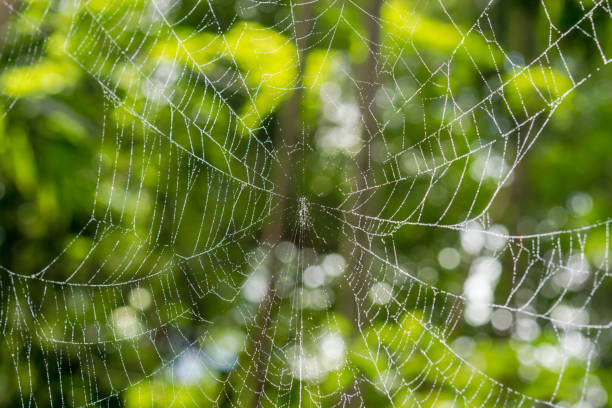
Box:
[0,0,611,407]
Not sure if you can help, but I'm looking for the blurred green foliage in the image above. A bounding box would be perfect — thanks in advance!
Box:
[0,0,611,407]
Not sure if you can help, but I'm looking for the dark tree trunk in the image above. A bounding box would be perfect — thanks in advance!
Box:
[246,2,314,407]
[339,0,384,406]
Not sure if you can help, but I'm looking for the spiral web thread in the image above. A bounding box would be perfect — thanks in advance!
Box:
[1,0,611,407]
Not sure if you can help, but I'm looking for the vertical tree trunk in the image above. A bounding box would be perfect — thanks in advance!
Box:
[245,2,314,407]
[493,0,537,225]
[340,0,383,334]
[0,0,15,40]
[339,0,383,405]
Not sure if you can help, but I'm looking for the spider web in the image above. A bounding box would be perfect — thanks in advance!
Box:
[0,0,611,407]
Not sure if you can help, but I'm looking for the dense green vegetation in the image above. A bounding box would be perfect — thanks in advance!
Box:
[0,0,611,407]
